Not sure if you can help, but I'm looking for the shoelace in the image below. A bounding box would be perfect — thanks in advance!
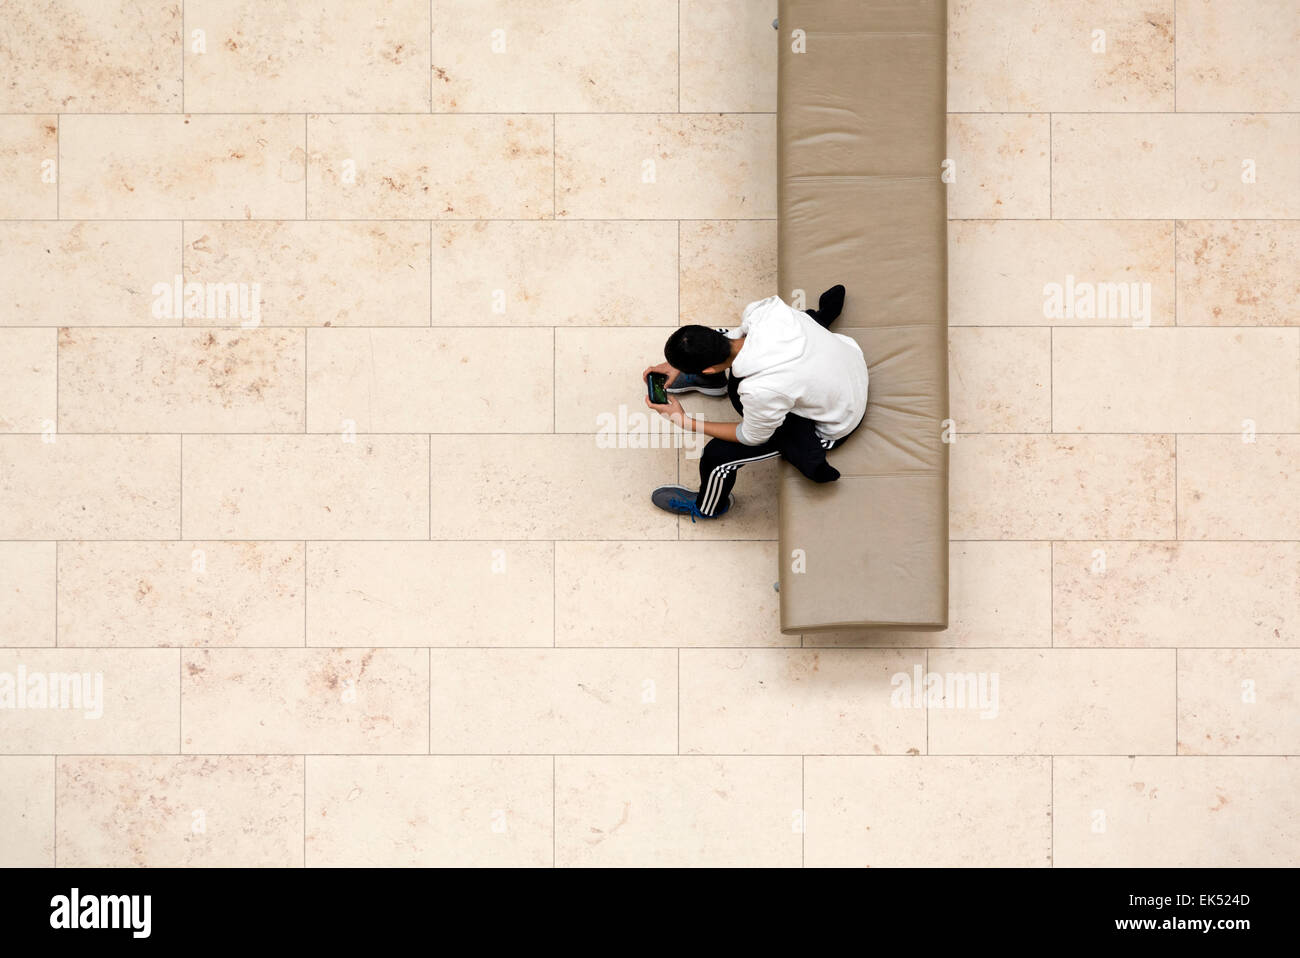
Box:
[667,497,708,522]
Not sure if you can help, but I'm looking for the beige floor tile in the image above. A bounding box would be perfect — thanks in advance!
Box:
[679,220,777,326]
[183,221,430,327]
[1053,328,1300,432]
[1176,220,1300,326]
[949,0,1173,112]
[430,435,676,540]
[182,435,428,539]
[0,648,179,753]
[680,0,778,112]
[555,541,791,647]
[0,222,181,327]
[555,326,673,434]
[1175,0,1300,110]
[679,649,927,755]
[0,0,181,111]
[1055,541,1300,648]
[949,220,1174,327]
[306,541,552,647]
[185,0,430,112]
[804,756,1051,867]
[555,755,800,867]
[677,448,780,541]
[1052,114,1300,218]
[432,221,677,326]
[556,114,776,219]
[0,116,57,218]
[950,327,1050,432]
[307,114,552,219]
[946,114,1050,219]
[57,755,302,867]
[0,329,55,432]
[306,756,552,867]
[0,756,54,866]
[60,115,306,220]
[806,542,1052,648]
[951,434,1176,539]
[1179,650,1300,755]
[0,542,55,648]
[0,435,180,539]
[308,327,551,433]
[1177,435,1300,540]
[929,649,1176,754]
[182,648,427,753]
[431,0,676,112]
[59,328,306,433]
[58,541,304,648]
[428,649,677,753]
[1054,756,1300,866]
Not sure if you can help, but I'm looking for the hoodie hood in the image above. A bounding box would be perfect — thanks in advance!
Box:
[730,296,808,378]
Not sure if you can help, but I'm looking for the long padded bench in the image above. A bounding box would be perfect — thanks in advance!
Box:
[775,0,949,632]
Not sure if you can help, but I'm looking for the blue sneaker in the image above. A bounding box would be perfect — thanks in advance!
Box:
[667,371,728,396]
[651,485,734,521]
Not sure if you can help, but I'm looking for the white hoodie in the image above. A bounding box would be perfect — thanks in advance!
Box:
[727,296,869,445]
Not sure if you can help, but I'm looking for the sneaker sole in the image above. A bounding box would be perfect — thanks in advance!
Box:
[666,385,728,397]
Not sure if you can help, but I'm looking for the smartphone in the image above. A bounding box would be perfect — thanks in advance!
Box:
[647,372,669,405]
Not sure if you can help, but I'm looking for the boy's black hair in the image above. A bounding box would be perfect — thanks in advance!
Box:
[664,325,731,374]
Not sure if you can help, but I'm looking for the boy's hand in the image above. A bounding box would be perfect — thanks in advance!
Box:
[642,361,678,386]
[645,393,687,427]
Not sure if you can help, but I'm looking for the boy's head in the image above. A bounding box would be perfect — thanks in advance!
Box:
[664,325,732,374]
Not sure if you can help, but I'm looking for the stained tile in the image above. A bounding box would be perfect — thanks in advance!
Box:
[946,114,1050,219]
[1177,435,1300,540]
[1054,756,1300,866]
[1054,541,1300,648]
[950,327,1050,432]
[949,0,1173,111]
[183,221,430,327]
[58,541,304,648]
[430,0,677,112]
[60,115,306,220]
[1178,650,1300,755]
[59,328,306,433]
[181,648,428,753]
[1175,0,1300,111]
[680,0,779,112]
[185,0,430,112]
[0,116,57,218]
[951,435,1176,539]
[57,755,303,867]
[679,220,777,326]
[306,114,552,219]
[1176,220,1300,326]
[0,0,180,111]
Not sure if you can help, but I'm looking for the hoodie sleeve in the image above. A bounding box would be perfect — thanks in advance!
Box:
[734,383,793,446]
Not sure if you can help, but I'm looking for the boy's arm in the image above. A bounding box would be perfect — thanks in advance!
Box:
[644,395,740,443]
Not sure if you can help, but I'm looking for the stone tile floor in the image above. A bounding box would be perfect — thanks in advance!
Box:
[0,0,1296,867]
